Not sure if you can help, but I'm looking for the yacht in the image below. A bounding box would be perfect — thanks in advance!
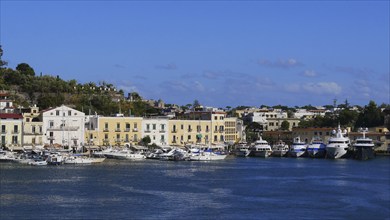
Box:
[326,125,351,159]
[233,142,250,157]
[353,128,375,160]
[64,155,105,164]
[272,140,289,157]
[307,137,326,158]
[188,145,227,161]
[289,137,308,158]
[248,137,272,158]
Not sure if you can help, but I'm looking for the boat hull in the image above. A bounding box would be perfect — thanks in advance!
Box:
[326,146,348,159]
[353,147,375,160]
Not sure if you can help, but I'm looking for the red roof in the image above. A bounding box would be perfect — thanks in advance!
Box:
[0,113,23,119]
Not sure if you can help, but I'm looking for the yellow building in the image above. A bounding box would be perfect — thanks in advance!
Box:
[167,111,242,146]
[22,106,44,149]
[0,113,23,150]
[86,115,143,147]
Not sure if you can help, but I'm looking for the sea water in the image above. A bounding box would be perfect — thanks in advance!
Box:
[1,157,389,220]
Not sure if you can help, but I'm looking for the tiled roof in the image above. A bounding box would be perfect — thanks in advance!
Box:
[0,113,23,119]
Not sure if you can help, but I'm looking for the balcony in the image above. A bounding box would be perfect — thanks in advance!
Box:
[47,126,79,131]
[172,129,177,133]
[1,130,6,134]
[188,128,193,132]
[115,139,121,143]
[115,128,121,132]
[103,128,109,132]
[12,130,19,134]
[159,130,166,133]
[219,129,225,133]
[145,130,151,133]
[103,139,110,143]
[124,128,131,132]
[197,129,202,132]
[133,128,138,132]
[205,129,210,132]
[47,136,55,140]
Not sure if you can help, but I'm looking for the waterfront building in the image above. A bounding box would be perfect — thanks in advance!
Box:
[0,92,15,113]
[22,105,43,149]
[41,105,85,149]
[168,111,242,146]
[86,114,142,147]
[292,127,335,143]
[142,117,169,145]
[0,113,23,150]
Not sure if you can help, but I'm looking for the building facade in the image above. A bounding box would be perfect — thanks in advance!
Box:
[0,113,23,150]
[41,105,85,148]
[86,115,143,147]
[22,105,43,149]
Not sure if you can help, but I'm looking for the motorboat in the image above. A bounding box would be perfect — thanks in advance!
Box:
[326,125,351,159]
[64,155,106,164]
[353,128,375,160]
[289,137,308,158]
[46,153,65,165]
[160,148,189,161]
[248,137,272,158]
[233,142,250,157]
[307,137,326,158]
[272,140,289,157]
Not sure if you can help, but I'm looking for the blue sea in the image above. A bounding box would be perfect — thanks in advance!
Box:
[1,157,389,220]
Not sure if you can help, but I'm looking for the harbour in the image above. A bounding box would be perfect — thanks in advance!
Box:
[1,156,389,219]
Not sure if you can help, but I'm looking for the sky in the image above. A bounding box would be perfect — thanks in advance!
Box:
[1,1,389,108]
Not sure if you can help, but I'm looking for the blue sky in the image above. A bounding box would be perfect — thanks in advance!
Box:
[1,1,389,108]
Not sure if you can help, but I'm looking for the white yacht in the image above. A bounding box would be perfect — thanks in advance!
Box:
[234,142,250,157]
[64,156,105,164]
[272,140,289,157]
[326,125,351,159]
[248,137,272,158]
[353,128,375,160]
[289,137,308,158]
[307,137,326,158]
[188,145,227,161]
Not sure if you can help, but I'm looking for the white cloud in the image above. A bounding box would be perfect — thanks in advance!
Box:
[258,58,304,69]
[303,70,317,77]
[302,82,342,95]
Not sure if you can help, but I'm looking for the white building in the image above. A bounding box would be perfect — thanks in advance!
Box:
[42,105,85,149]
[142,117,169,145]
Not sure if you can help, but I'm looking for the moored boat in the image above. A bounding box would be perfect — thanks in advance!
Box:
[289,137,308,158]
[248,136,272,158]
[307,137,326,158]
[353,128,375,160]
[326,125,351,159]
[233,142,250,157]
[272,140,289,157]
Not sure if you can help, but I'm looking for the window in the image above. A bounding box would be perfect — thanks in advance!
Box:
[214,135,217,141]
[14,125,18,133]
[214,116,217,120]
[146,124,150,130]
[68,110,72,116]
[125,134,129,142]
[153,135,156,140]
[220,135,224,141]
[1,125,5,133]
[26,118,30,122]
[161,135,165,141]
[173,125,176,131]
[197,125,201,132]
[104,134,108,139]
[152,124,156,130]
[220,116,224,120]
[32,138,36,144]
[181,124,184,129]
[181,135,183,141]
[50,121,54,128]
[134,123,137,129]
[56,110,59,116]
[32,126,36,133]
[188,135,191,140]
[161,124,165,131]
[116,123,120,129]
[12,136,18,144]
[126,123,130,131]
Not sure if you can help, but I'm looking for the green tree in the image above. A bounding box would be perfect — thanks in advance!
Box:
[0,45,8,68]
[140,136,151,146]
[280,120,290,131]
[16,63,35,76]
[355,100,383,128]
